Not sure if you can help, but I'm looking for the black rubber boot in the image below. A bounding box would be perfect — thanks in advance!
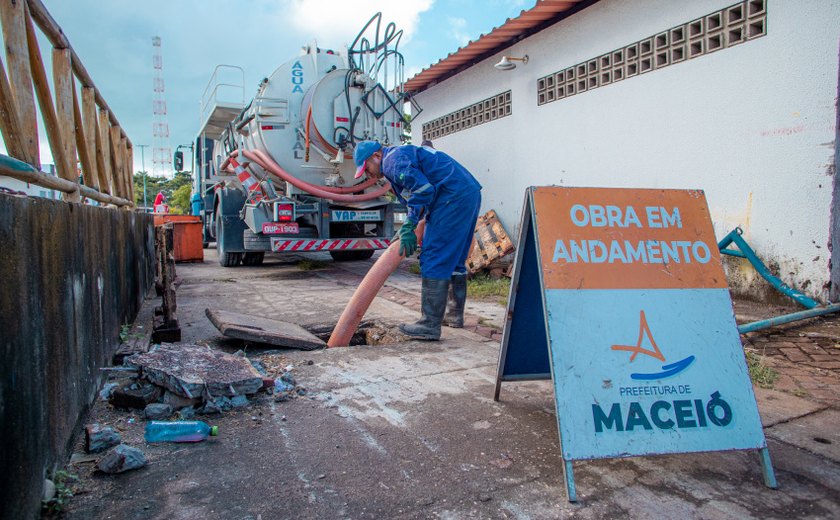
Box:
[443,273,467,328]
[400,278,450,340]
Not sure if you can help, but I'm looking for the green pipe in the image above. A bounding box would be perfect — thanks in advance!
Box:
[718,228,819,309]
[738,304,840,334]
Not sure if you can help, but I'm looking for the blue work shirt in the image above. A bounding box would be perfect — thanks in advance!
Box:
[380,145,481,223]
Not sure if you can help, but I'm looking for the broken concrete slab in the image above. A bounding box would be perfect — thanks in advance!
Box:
[128,343,263,399]
[205,308,326,350]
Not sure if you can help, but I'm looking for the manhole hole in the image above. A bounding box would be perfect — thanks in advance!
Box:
[813,437,833,445]
[307,320,405,346]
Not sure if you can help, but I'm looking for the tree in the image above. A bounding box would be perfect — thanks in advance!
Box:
[169,184,192,215]
[132,170,194,212]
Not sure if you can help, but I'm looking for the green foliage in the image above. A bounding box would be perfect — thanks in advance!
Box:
[170,184,192,215]
[42,469,79,515]
[401,112,412,143]
[297,259,329,271]
[408,263,421,275]
[467,274,511,304]
[745,351,778,389]
[132,170,194,210]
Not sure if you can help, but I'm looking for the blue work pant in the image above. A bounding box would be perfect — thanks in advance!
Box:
[420,189,482,279]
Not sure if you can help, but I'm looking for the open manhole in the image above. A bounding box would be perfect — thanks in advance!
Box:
[306,320,407,347]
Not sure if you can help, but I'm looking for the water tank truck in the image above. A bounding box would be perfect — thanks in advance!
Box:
[189,13,419,266]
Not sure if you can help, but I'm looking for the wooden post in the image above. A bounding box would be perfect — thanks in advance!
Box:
[24,3,78,201]
[72,84,97,191]
[124,140,135,204]
[110,125,124,199]
[81,88,104,191]
[0,0,38,166]
[52,48,78,189]
[98,108,114,195]
[0,54,29,160]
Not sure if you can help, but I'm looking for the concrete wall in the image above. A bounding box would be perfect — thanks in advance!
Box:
[413,0,840,302]
[0,193,154,519]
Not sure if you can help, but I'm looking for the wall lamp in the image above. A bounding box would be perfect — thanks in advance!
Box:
[494,54,529,71]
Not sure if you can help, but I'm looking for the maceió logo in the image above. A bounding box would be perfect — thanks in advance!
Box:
[611,310,695,380]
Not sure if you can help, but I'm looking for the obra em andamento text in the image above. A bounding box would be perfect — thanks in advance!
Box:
[552,204,713,265]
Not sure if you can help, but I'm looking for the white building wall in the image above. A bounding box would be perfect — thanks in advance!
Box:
[413,0,840,301]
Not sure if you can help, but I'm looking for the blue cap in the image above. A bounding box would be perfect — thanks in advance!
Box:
[353,141,382,179]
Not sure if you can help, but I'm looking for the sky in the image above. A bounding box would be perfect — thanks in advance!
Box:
[30,0,531,176]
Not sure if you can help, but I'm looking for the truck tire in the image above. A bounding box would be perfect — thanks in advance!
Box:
[330,250,375,262]
[217,212,242,267]
[242,252,265,266]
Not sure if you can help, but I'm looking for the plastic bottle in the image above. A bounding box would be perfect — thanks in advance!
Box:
[144,421,219,443]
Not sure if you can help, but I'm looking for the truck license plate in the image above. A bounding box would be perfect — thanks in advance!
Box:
[262,222,299,234]
[331,210,381,222]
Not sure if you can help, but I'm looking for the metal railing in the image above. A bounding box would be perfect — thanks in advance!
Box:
[199,64,245,128]
[0,0,134,207]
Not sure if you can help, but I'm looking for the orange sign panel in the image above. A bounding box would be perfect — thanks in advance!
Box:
[532,187,727,290]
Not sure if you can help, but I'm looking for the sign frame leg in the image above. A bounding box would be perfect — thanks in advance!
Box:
[759,447,778,489]
[563,459,578,502]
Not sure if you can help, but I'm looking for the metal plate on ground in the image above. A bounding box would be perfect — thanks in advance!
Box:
[206,308,326,350]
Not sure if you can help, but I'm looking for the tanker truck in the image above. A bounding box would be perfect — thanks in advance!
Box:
[190,14,418,267]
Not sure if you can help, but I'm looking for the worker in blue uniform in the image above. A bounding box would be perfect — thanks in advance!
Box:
[353,140,482,340]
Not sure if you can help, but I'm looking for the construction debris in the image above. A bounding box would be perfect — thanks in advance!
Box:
[128,343,264,399]
[467,209,515,275]
[84,424,121,454]
[153,224,181,343]
[144,403,173,420]
[97,445,147,474]
[108,381,163,410]
[205,308,327,350]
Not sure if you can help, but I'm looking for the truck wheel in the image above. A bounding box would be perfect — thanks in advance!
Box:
[330,250,375,262]
[242,252,265,266]
[217,213,242,267]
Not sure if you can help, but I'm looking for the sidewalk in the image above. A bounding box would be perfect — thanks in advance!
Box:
[63,250,840,519]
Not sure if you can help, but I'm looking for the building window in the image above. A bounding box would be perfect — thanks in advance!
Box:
[422,91,512,141]
[536,0,767,106]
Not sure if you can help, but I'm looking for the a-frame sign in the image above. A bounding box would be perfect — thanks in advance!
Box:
[495,187,777,502]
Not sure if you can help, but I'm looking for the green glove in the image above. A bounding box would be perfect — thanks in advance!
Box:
[398,220,418,257]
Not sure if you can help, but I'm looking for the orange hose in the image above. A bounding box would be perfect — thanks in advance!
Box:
[327,220,426,347]
[305,106,312,162]
[250,149,378,194]
[240,150,391,202]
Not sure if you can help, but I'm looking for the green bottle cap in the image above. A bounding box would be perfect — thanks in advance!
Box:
[210,426,219,436]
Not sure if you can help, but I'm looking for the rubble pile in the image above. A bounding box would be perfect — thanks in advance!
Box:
[79,343,309,475]
[100,343,307,418]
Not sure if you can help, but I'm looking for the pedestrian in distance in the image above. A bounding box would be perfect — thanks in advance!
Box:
[353,140,482,340]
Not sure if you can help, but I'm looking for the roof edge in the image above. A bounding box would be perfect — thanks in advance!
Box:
[403,0,600,95]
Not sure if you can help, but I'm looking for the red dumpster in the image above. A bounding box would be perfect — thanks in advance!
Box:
[154,215,204,263]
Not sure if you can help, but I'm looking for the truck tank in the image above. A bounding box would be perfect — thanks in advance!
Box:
[195,13,420,267]
[234,49,404,191]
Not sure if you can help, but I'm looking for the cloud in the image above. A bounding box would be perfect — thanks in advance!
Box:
[288,0,434,49]
[447,17,471,47]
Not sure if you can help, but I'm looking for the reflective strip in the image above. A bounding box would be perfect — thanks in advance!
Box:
[413,183,433,194]
[272,239,391,252]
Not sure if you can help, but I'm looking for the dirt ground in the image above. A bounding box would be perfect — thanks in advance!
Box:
[58,249,840,519]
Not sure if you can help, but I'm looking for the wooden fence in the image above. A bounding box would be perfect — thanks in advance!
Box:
[0,0,133,207]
